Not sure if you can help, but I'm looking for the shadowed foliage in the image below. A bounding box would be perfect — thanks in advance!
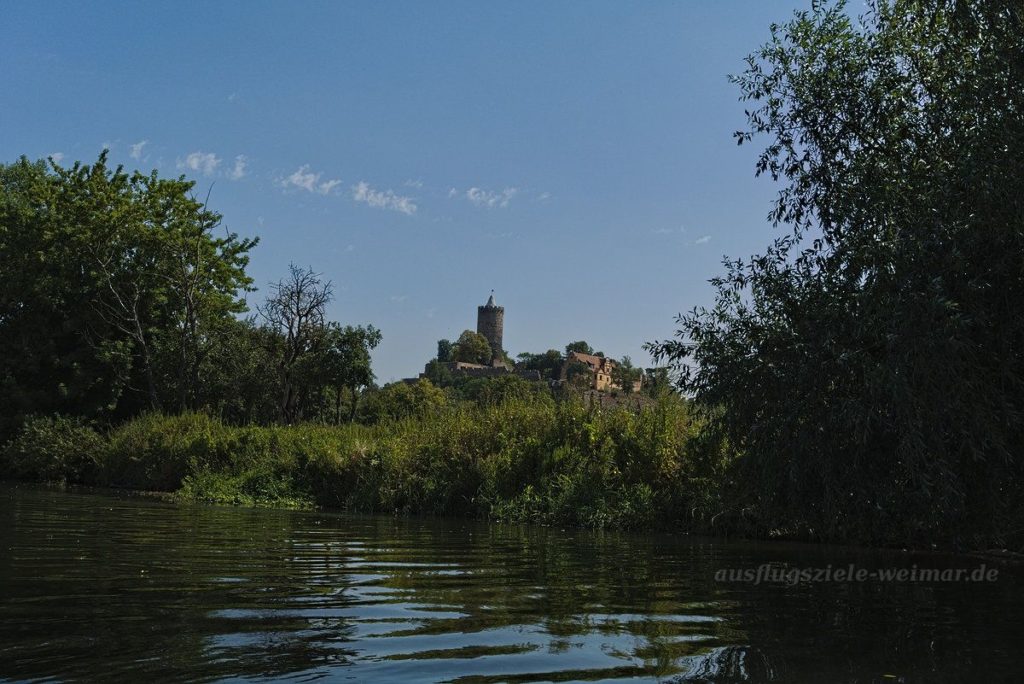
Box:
[649,0,1024,549]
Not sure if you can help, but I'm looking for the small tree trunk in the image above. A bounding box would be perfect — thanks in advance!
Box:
[349,386,359,422]
[137,336,162,412]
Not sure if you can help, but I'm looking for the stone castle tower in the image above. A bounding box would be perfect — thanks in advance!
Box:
[476,291,504,363]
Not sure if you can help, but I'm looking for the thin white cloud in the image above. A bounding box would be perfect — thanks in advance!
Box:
[49,152,64,163]
[390,295,408,303]
[465,186,518,208]
[279,165,341,195]
[404,178,424,189]
[351,181,417,215]
[694,235,712,245]
[178,151,221,176]
[129,140,148,160]
[227,92,239,102]
[101,141,113,151]
[537,191,552,202]
[447,187,458,198]
[228,155,248,180]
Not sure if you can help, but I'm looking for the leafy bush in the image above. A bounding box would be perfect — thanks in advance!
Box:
[359,379,448,424]
[1,416,106,484]
[102,412,232,491]
[177,470,311,509]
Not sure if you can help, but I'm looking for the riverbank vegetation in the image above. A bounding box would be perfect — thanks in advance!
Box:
[2,0,1022,553]
[1,395,715,530]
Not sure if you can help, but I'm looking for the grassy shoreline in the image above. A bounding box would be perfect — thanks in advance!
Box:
[0,397,716,531]
[4,398,1021,555]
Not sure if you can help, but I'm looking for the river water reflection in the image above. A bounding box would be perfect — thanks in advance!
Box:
[0,484,1019,682]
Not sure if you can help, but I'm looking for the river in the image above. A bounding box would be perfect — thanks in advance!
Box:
[0,484,1019,682]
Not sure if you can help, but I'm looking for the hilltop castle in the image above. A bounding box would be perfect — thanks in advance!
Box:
[416,292,642,393]
[418,292,536,381]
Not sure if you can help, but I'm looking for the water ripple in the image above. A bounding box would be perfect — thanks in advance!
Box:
[1,484,1021,682]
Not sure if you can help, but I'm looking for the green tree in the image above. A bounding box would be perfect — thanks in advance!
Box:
[321,324,382,423]
[516,349,564,380]
[564,340,594,356]
[565,360,593,391]
[198,317,280,424]
[423,359,454,386]
[611,356,642,394]
[642,367,672,398]
[649,0,1024,546]
[0,153,255,432]
[0,158,117,435]
[436,339,454,362]
[452,330,492,365]
[360,379,448,423]
[154,184,256,411]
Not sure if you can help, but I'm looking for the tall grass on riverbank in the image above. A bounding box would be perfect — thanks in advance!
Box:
[6,401,1023,551]
[0,397,723,529]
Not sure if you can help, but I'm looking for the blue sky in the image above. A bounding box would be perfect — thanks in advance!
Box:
[2,1,806,382]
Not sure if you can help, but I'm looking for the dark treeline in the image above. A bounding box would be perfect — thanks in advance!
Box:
[0,153,381,435]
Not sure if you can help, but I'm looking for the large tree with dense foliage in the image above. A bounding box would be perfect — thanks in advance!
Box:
[321,323,383,423]
[564,340,594,356]
[650,0,1024,548]
[0,158,115,433]
[0,154,255,433]
[452,330,493,365]
[1,155,385,435]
